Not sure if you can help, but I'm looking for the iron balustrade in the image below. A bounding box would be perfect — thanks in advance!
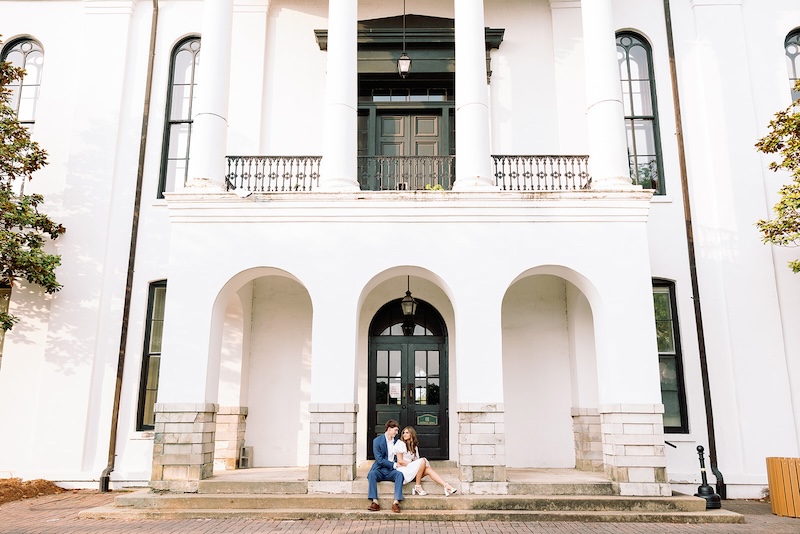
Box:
[492,155,591,191]
[358,156,455,191]
[226,156,321,192]
[224,155,594,193]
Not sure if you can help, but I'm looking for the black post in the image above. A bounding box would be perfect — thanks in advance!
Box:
[694,445,721,509]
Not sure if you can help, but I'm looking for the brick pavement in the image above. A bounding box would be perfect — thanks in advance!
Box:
[0,491,798,534]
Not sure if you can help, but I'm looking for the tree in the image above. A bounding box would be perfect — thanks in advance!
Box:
[0,39,65,331]
[756,80,800,273]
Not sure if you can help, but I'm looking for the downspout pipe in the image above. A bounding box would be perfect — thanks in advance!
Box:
[662,0,726,499]
[100,0,159,492]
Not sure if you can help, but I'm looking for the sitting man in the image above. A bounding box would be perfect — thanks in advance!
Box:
[367,419,404,512]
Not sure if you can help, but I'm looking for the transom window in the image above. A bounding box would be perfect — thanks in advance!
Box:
[158,37,200,198]
[786,29,800,100]
[617,32,664,194]
[653,280,688,433]
[1,37,44,127]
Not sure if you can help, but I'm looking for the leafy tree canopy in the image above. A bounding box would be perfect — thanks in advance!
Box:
[756,80,800,273]
[1,37,66,331]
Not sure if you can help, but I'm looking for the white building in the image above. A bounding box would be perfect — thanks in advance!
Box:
[0,0,798,500]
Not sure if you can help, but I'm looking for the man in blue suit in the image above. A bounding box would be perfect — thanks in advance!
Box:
[367,419,404,512]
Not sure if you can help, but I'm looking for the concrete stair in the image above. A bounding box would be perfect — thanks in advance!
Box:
[80,489,744,523]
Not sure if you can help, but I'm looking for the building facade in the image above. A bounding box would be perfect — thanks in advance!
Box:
[0,0,798,499]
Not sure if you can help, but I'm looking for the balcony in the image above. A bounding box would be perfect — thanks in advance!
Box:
[225,155,592,193]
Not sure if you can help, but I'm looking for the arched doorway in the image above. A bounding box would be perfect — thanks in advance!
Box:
[367,298,448,459]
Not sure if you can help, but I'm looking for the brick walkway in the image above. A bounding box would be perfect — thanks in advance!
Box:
[0,491,798,533]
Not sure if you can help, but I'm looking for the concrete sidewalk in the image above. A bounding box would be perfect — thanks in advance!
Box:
[0,490,798,533]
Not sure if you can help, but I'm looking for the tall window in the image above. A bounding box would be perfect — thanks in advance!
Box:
[158,37,200,198]
[617,32,664,194]
[0,285,10,370]
[1,37,44,127]
[653,280,688,433]
[786,29,800,100]
[137,281,167,430]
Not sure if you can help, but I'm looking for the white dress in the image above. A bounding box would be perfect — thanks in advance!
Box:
[394,441,425,484]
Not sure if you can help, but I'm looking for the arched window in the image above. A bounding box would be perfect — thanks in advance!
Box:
[786,29,800,100]
[158,37,200,198]
[1,37,44,127]
[617,32,664,194]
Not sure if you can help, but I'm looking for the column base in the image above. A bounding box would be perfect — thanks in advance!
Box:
[572,407,604,472]
[213,406,248,471]
[151,403,218,493]
[590,176,642,191]
[599,404,671,497]
[308,403,358,487]
[316,178,361,192]
[451,177,499,191]
[458,403,506,492]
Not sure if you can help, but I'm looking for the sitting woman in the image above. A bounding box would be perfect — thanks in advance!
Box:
[394,426,458,496]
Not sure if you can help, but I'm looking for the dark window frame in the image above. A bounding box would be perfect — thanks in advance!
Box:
[137,280,167,431]
[786,28,800,100]
[617,31,665,195]
[0,36,44,127]
[653,279,689,433]
[157,36,200,198]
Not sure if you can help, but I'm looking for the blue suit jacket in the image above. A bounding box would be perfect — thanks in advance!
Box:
[369,434,398,476]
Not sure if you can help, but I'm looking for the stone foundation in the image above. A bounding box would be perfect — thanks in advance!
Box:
[457,403,507,494]
[213,406,248,470]
[151,403,217,492]
[599,404,671,496]
[307,403,358,493]
[572,407,604,472]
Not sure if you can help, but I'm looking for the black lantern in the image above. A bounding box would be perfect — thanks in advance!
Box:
[397,0,411,78]
[401,276,417,316]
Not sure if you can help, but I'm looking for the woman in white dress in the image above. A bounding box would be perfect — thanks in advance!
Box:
[395,426,458,496]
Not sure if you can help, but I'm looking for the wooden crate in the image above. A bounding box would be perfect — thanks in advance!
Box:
[766,457,800,517]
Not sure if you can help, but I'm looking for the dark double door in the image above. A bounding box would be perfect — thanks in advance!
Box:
[369,338,448,460]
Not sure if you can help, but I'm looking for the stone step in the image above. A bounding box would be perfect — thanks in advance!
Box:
[198,480,307,494]
[79,505,744,523]
[108,490,708,513]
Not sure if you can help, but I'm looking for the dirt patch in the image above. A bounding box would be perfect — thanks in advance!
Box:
[0,478,65,505]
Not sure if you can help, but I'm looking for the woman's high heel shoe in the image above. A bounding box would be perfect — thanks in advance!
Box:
[444,484,457,496]
[412,485,428,496]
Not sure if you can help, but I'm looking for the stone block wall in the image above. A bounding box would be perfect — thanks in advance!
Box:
[151,403,217,492]
[599,404,671,496]
[572,407,604,472]
[308,403,358,493]
[457,403,507,494]
[213,406,248,470]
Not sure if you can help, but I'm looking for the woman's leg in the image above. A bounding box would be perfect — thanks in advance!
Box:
[415,459,426,486]
[420,461,448,487]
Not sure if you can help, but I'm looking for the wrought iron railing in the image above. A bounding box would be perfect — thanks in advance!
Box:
[226,156,321,192]
[492,155,591,191]
[358,156,455,191]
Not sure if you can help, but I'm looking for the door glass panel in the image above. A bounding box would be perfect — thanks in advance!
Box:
[376,378,389,404]
[377,350,388,376]
[428,352,439,376]
[389,377,401,404]
[415,350,426,377]
[389,350,401,376]
[415,378,427,404]
[427,377,440,405]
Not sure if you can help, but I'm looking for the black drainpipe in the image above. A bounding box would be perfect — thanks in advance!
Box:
[662,0,725,499]
[100,0,159,492]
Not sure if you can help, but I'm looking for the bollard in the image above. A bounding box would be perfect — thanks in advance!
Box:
[695,445,721,509]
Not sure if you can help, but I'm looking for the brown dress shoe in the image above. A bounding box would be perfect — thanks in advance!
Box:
[368,502,380,512]
[392,502,401,513]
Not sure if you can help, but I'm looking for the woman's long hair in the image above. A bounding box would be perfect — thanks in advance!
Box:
[402,426,419,459]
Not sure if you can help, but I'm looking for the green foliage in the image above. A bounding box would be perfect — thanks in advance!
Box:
[0,37,65,330]
[756,80,800,273]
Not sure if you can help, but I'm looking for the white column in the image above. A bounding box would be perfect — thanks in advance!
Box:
[452,0,495,190]
[580,0,635,190]
[186,0,234,191]
[319,0,360,191]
